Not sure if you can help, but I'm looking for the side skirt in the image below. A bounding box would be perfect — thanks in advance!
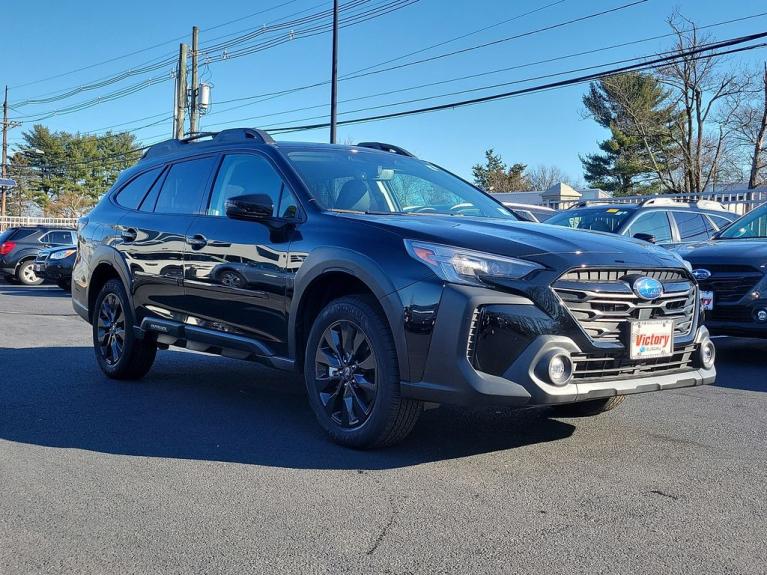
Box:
[136,318,296,371]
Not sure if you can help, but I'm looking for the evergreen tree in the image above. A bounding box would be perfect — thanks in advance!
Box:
[581,72,676,194]
[472,149,530,192]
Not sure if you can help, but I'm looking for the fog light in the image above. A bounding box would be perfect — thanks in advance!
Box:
[547,353,573,386]
[700,340,716,369]
[756,309,767,323]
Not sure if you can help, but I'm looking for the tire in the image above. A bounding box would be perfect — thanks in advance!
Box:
[551,396,625,417]
[92,278,157,380]
[57,279,71,292]
[304,295,422,448]
[16,260,44,286]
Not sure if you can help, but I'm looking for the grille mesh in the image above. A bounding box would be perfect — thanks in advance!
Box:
[553,268,696,344]
[572,345,696,380]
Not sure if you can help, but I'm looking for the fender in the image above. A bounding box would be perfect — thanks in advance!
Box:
[288,246,411,381]
[84,244,135,321]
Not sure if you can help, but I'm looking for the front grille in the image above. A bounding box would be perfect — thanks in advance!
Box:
[553,268,696,344]
[572,345,696,381]
[694,265,763,303]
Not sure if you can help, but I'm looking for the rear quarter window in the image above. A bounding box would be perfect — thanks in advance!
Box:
[115,167,163,210]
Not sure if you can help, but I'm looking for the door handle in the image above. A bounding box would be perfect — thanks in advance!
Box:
[187,234,208,249]
[120,228,137,242]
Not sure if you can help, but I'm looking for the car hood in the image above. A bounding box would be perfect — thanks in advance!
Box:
[339,214,686,269]
[682,238,767,264]
[39,245,77,257]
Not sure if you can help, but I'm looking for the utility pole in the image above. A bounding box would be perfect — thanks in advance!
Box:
[190,26,200,135]
[175,43,188,139]
[2,86,12,219]
[330,0,339,144]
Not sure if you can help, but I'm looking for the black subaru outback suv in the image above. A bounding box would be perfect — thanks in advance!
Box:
[73,129,716,448]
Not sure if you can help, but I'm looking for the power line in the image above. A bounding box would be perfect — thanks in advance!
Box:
[86,9,767,139]
[9,1,372,109]
[211,0,654,109]
[15,31,767,171]
[268,34,767,134]
[9,0,415,122]
[8,0,306,91]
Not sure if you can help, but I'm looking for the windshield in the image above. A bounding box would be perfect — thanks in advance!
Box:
[719,203,767,239]
[547,207,635,233]
[286,149,517,219]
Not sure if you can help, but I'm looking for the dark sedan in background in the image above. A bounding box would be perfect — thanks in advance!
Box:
[34,245,77,291]
[684,202,767,338]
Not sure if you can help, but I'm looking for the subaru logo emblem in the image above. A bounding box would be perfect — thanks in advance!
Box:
[691,268,711,281]
[633,276,663,300]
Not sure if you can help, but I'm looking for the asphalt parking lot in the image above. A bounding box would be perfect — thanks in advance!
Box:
[0,279,765,575]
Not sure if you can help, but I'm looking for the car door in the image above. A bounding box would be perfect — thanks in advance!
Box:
[622,210,674,247]
[115,156,217,322]
[182,151,302,357]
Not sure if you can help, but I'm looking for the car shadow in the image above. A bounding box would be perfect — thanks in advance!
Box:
[0,285,70,298]
[712,336,767,392]
[0,346,575,470]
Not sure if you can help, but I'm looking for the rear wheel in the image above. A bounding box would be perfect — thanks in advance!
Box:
[93,278,156,380]
[304,295,422,448]
[551,396,625,417]
[16,260,44,286]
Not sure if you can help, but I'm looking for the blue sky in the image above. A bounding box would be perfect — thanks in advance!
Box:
[3,0,766,182]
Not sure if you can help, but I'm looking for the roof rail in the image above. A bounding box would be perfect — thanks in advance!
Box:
[213,128,274,145]
[356,141,416,157]
[639,197,686,207]
[142,132,217,160]
[141,128,275,161]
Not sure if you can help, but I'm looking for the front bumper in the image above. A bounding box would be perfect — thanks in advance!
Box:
[399,284,716,407]
[703,303,767,338]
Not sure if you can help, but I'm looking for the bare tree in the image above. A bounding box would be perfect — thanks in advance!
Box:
[729,63,767,188]
[657,13,749,192]
[527,164,573,190]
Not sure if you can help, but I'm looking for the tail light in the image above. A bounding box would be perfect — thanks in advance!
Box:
[0,241,16,256]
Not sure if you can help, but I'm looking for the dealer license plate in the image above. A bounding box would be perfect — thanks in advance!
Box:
[629,319,674,360]
[700,290,714,310]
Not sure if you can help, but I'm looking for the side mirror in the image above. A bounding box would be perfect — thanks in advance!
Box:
[633,232,656,243]
[225,194,274,221]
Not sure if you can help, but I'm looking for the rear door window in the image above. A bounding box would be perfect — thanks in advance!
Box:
[154,156,217,214]
[624,211,673,243]
[672,212,710,241]
[115,167,163,210]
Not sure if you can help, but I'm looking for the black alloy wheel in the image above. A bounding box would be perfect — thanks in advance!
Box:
[314,319,378,429]
[92,278,156,380]
[96,293,126,366]
[304,295,422,448]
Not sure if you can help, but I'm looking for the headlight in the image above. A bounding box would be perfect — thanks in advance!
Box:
[404,240,542,287]
[50,249,76,260]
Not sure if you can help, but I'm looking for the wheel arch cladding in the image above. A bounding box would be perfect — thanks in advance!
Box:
[290,249,410,380]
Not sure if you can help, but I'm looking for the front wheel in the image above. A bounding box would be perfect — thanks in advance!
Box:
[304,295,422,448]
[17,260,44,286]
[93,278,157,380]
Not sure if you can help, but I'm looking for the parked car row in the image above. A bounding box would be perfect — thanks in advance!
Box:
[0,226,76,289]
